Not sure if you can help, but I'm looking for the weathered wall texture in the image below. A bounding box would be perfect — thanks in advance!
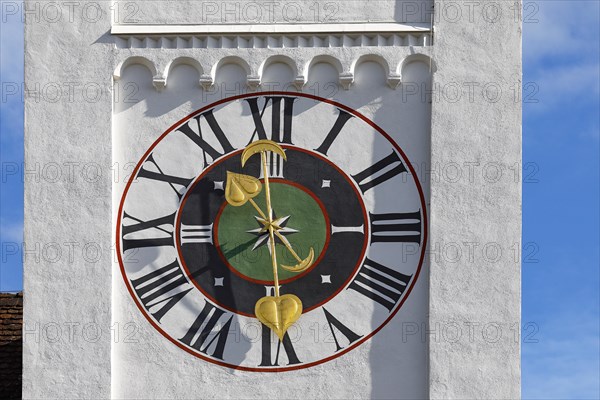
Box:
[429,2,522,398]
[113,0,433,24]
[23,1,114,398]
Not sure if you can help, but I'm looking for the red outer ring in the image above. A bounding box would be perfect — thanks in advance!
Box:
[211,177,332,287]
[116,91,428,373]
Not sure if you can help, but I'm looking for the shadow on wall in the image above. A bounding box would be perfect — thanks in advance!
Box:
[367,59,432,400]
[113,53,432,398]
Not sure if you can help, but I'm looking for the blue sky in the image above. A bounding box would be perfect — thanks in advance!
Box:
[1,1,599,398]
[521,1,599,398]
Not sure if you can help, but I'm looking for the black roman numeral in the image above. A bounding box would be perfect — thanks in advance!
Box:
[348,258,412,311]
[370,211,422,244]
[314,109,354,155]
[121,211,175,252]
[323,307,363,352]
[137,154,193,199]
[177,109,235,167]
[130,260,192,322]
[352,151,407,193]
[259,324,301,366]
[246,96,296,144]
[180,301,234,361]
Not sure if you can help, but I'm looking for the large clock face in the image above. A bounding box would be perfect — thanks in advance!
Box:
[117,92,427,371]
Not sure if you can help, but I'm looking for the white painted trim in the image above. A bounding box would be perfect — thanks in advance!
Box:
[111,22,431,36]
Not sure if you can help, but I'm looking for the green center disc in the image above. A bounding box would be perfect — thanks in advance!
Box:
[216,181,327,283]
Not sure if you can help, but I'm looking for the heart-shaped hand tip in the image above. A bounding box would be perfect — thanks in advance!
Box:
[225,172,262,206]
[255,294,303,341]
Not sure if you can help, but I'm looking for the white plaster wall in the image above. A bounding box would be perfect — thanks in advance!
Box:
[23,0,521,398]
[23,1,114,398]
[113,0,433,25]
[429,1,522,398]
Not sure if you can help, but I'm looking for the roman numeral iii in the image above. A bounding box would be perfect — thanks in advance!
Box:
[370,211,422,244]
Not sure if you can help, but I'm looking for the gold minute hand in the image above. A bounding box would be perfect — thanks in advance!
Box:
[241,140,302,342]
[261,150,280,297]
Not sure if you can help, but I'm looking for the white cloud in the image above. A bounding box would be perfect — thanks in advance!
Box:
[526,62,600,114]
[0,15,25,144]
[0,15,24,84]
[0,218,23,242]
[524,1,600,64]
[523,314,600,399]
[523,2,600,117]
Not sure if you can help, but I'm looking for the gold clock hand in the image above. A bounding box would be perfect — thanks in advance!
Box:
[226,147,314,273]
[274,230,302,262]
[273,230,315,272]
[261,151,280,296]
[225,172,262,206]
[223,171,273,230]
[248,198,267,220]
[240,140,302,342]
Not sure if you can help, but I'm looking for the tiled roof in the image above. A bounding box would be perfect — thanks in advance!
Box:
[0,292,22,399]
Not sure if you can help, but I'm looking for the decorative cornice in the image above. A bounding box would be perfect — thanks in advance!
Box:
[113,53,437,92]
[111,22,431,35]
[114,32,432,49]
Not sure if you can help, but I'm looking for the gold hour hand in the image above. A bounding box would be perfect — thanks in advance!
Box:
[224,171,268,219]
[225,171,262,206]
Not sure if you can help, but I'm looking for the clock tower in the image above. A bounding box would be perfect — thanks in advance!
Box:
[24,1,522,398]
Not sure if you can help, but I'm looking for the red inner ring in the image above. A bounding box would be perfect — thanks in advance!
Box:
[213,178,331,286]
[175,146,368,318]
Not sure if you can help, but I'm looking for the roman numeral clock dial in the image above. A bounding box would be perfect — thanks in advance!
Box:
[117,92,427,371]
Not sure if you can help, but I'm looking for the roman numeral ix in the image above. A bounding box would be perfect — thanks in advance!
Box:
[121,211,176,252]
